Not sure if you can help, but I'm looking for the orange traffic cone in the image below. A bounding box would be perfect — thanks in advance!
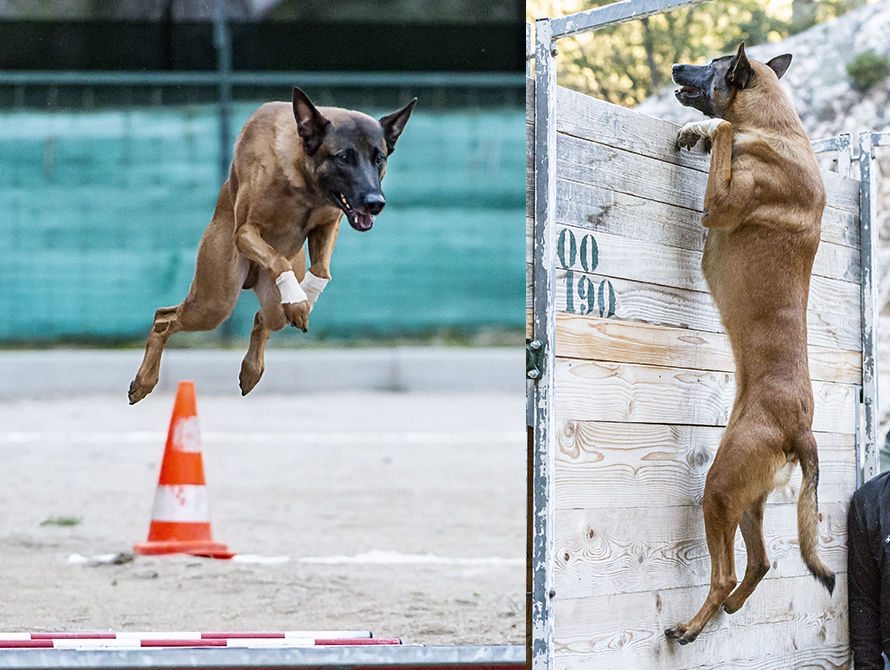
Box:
[134,381,233,558]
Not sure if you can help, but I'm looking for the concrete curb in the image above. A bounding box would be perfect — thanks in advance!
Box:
[0,347,524,398]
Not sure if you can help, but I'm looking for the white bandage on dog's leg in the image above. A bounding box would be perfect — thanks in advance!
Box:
[275,270,309,304]
[299,271,329,311]
[682,118,726,139]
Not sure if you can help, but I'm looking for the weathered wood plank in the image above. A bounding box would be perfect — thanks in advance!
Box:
[555,312,862,384]
[554,502,847,600]
[555,85,711,172]
[663,647,851,670]
[553,359,857,434]
[554,421,855,509]
[554,269,862,352]
[822,168,861,214]
[816,236,860,283]
[821,202,861,248]
[526,216,534,263]
[555,176,708,253]
[538,134,858,251]
[557,130,860,218]
[551,85,860,216]
[526,259,534,339]
[526,77,534,124]
[549,223,861,297]
[554,576,849,670]
[533,202,860,288]
[526,122,534,219]
[557,132,706,212]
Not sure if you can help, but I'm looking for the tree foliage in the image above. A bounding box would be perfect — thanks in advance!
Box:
[847,49,890,91]
[527,0,860,107]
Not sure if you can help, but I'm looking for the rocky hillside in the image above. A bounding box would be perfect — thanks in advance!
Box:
[637,0,890,454]
[637,0,890,136]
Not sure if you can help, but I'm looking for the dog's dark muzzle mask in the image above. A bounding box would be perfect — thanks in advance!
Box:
[672,64,717,117]
[331,188,384,232]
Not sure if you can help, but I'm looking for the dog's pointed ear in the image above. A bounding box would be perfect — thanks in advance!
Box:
[766,53,792,80]
[292,87,330,156]
[726,42,754,89]
[379,98,417,156]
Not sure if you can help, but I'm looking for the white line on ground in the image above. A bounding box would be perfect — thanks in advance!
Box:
[0,431,523,445]
[297,550,524,567]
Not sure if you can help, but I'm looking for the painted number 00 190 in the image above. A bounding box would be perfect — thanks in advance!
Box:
[558,228,616,318]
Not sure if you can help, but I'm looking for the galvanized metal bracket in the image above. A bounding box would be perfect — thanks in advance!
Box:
[526,339,544,381]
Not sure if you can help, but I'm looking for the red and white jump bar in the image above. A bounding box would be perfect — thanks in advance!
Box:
[0,631,402,649]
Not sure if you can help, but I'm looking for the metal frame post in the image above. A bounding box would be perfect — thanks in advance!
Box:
[859,130,885,481]
[213,0,233,187]
[548,0,706,38]
[836,132,853,179]
[530,18,558,670]
[213,0,234,341]
[859,130,879,483]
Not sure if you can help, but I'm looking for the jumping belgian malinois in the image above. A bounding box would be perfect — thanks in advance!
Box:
[128,88,416,404]
[664,44,834,644]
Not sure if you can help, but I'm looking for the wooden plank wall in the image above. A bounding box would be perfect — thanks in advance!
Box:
[527,81,859,669]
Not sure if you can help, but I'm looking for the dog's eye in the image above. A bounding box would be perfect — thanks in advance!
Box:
[374,152,385,167]
[336,151,354,165]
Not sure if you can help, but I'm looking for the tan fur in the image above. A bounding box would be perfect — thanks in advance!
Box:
[665,53,833,645]
[128,93,412,404]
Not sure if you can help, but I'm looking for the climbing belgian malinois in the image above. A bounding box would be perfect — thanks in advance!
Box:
[128,87,416,404]
[664,44,833,644]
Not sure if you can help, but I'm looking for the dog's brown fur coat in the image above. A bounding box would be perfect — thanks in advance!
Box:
[665,45,833,645]
[128,89,414,404]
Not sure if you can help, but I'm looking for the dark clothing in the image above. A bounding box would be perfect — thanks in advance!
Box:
[848,470,890,669]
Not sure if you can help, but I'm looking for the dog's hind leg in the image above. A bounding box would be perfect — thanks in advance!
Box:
[128,304,184,404]
[723,492,770,614]
[129,190,247,404]
[665,480,742,644]
[129,275,244,404]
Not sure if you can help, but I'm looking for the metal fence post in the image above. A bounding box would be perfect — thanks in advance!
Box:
[858,130,879,483]
[836,132,853,178]
[214,0,234,341]
[214,0,233,187]
[530,16,557,670]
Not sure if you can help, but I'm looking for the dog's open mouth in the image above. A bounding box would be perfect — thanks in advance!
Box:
[675,84,702,100]
[333,191,374,232]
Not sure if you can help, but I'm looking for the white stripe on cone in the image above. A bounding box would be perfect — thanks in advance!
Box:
[150,485,210,522]
[171,416,201,452]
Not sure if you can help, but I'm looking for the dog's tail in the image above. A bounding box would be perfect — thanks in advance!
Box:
[797,444,835,595]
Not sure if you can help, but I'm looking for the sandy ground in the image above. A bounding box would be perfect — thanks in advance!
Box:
[0,391,526,645]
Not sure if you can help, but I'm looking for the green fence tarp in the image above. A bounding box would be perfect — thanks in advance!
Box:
[0,104,524,341]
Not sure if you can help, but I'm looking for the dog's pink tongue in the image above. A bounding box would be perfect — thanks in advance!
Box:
[349,211,374,231]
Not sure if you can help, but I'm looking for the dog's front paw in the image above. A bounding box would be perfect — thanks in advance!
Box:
[677,126,702,151]
[665,623,699,645]
[283,301,311,332]
[677,119,726,151]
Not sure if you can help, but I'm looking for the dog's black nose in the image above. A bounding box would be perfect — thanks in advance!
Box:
[364,193,385,215]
